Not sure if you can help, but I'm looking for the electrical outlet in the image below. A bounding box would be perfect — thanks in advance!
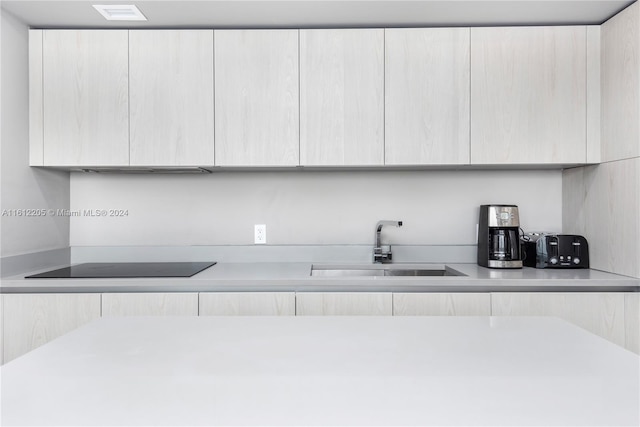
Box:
[254,224,266,244]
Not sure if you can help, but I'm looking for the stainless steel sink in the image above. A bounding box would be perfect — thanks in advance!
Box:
[384,269,458,276]
[310,265,466,277]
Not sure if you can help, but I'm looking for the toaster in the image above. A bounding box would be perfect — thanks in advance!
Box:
[522,233,589,269]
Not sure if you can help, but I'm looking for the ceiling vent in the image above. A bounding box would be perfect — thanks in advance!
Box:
[93,4,147,21]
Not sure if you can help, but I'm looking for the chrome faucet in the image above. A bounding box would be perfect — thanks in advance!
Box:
[373,220,403,263]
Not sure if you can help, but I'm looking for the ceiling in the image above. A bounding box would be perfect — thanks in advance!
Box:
[1,0,636,28]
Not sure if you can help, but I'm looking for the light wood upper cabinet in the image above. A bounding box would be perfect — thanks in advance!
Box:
[30,26,601,169]
[29,31,44,166]
[214,30,299,166]
[601,2,640,162]
[471,26,587,164]
[300,29,384,166]
[385,28,470,165]
[42,30,129,166]
[129,31,214,166]
[2,294,101,364]
[102,293,198,316]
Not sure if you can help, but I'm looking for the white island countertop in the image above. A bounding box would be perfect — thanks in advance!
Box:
[1,316,639,426]
[1,262,638,293]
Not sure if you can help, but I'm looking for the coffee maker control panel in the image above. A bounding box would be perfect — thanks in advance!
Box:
[487,205,520,227]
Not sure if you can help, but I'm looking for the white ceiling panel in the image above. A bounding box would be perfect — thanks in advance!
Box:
[1,0,636,28]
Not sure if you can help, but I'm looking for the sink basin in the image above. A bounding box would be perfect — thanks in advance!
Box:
[384,269,458,276]
[310,265,466,277]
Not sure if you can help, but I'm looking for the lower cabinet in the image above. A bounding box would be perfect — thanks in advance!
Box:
[102,293,198,316]
[2,293,101,364]
[3,290,637,364]
[0,295,4,365]
[491,292,627,349]
[393,293,491,316]
[199,292,295,316]
[625,293,640,354]
[296,292,392,315]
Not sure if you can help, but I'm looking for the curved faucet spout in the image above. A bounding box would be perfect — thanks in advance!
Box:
[374,220,403,263]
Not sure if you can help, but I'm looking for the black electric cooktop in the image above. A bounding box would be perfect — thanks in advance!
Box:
[25,262,216,279]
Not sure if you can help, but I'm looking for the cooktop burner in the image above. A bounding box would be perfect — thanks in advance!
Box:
[25,262,217,279]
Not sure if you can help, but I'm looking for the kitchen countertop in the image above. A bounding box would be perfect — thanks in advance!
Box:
[1,262,638,293]
[1,315,638,426]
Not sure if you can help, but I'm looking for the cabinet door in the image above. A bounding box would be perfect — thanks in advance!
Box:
[300,29,384,166]
[491,292,625,348]
[471,27,586,164]
[43,30,129,166]
[296,292,392,316]
[385,28,470,165]
[29,30,44,166]
[102,293,198,316]
[214,30,299,166]
[2,294,101,364]
[199,292,295,316]
[129,30,214,166]
[601,2,640,162]
[393,293,491,316]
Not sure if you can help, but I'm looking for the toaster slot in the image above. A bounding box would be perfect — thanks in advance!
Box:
[572,239,581,257]
[548,236,558,257]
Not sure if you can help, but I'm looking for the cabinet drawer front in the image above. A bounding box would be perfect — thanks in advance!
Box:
[393,293,491,316]
[199,292,295,316]
[3,293,101,363]
[625,293,640,354]
[296,292,392,316]
[102,293,198,316]
[491,292,625,348]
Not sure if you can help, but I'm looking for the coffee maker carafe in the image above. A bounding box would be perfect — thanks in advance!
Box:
[477,205,523,269]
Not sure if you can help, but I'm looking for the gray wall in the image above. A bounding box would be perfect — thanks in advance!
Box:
[70,170,562,246]
[563,3,640,279]
[563,159,639,278]
[0,10,70,258]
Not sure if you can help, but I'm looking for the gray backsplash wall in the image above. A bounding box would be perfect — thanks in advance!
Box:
[0,11,70,260]
[69,170,562,247]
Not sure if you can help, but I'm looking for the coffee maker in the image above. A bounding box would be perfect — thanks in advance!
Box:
[477,205,523,269]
